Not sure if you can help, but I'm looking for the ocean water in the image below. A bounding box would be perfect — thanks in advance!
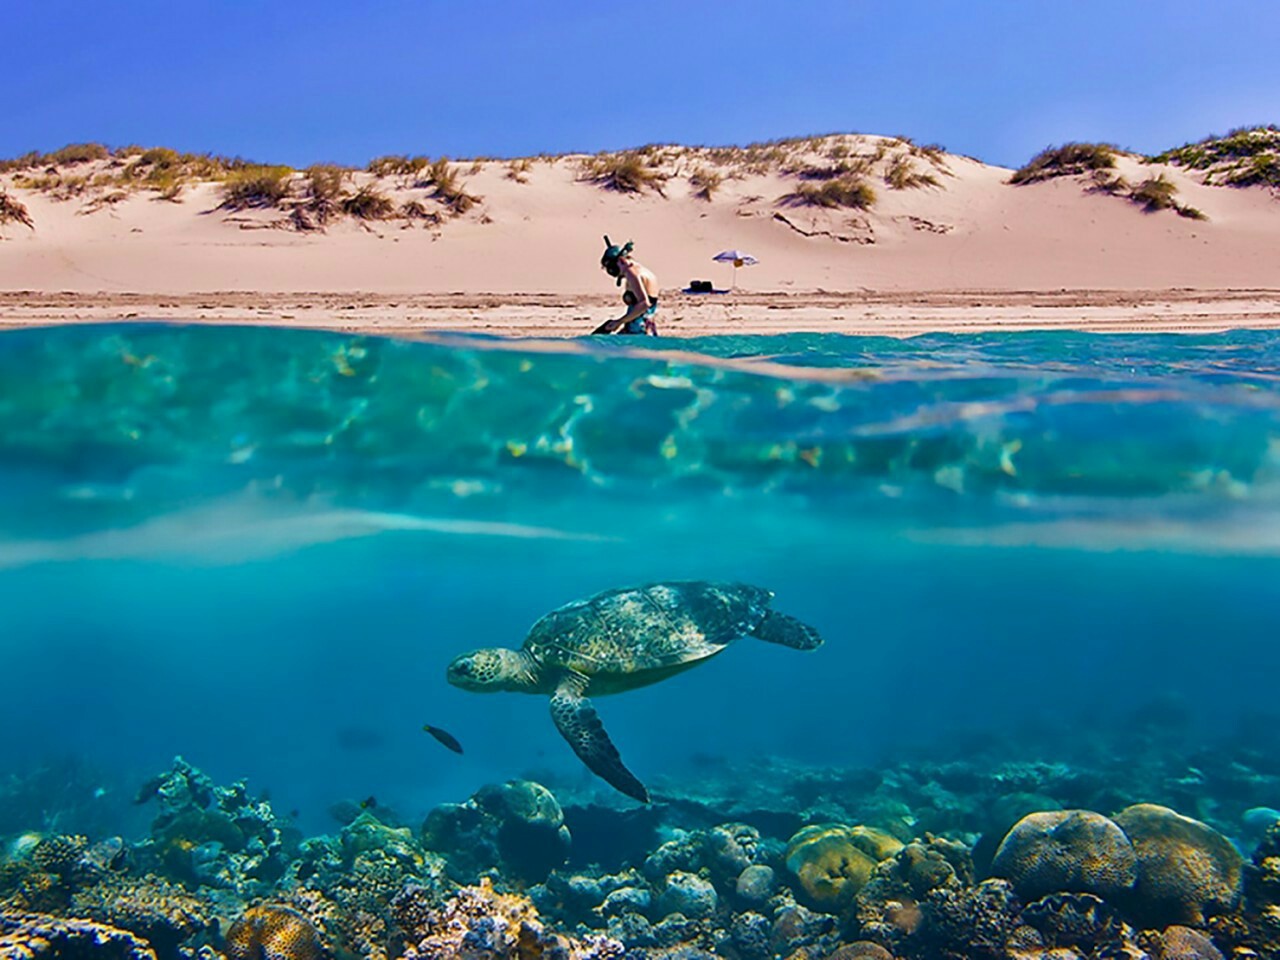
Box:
[2,322,1279,843]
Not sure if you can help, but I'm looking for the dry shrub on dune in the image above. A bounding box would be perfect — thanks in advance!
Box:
[1126,174,1207,220]
[577,151,668,194]
[1130,174,1178,211]
[0,191,34,231]
[399,199,442,225]
[367,154,431,179]
[506,158,533,183]
[780,175,877,210]
[122,148,238,200]
[794,157,872,180]
[341,185,395,220]
[302,164,349,225]
[689,166,722,201]
[885,154,941,189]
[44,143,110,167]
[425,159,482,214]
[219,165,295,209]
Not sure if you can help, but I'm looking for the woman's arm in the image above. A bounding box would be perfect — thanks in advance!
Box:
[593,266,649,333]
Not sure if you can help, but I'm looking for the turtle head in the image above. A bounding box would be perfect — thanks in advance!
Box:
[446,648,537,692]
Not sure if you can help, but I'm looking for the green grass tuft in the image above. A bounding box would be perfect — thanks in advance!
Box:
[1152,126,1280,188]
[1011,143,1118,184]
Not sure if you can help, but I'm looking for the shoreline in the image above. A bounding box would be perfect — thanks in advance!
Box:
[4,288,1280,339]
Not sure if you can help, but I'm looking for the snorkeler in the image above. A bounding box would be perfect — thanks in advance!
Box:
[593,236,659,336]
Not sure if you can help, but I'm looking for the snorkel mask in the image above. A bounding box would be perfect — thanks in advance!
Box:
[600,235,634,285]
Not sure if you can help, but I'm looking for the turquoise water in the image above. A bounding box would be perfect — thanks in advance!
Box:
[2,323,1279,839]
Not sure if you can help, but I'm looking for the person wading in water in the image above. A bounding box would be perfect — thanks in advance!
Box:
[593,236,659,336]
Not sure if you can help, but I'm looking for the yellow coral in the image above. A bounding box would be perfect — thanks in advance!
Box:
[225,905,324,960]
[1114,803,1243,926]
[991,810,1137,900]
[785,824,904,913]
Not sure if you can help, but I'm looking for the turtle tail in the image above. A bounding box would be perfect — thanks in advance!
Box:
[753,611,823,650]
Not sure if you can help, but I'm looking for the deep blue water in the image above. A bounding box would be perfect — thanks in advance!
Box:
[2,324,1279,839]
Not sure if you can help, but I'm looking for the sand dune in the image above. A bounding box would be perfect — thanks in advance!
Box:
[2,135,1278,336]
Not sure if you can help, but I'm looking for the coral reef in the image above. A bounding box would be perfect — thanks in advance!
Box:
[0,911,159,960]
[1148,924,1225,960]
[135,757,295,895]
[1113,803,1243,926]
[990,809,1138,900]
[422,779,570,883]
[3,745,1275,960]
[224,905,325,960]
[393,877,623,960]
[68,873,216,957]
[784,823,903,913]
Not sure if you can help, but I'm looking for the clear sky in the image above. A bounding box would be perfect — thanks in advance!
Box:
[8,0,1279,170]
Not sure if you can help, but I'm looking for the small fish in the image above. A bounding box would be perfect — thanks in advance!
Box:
[359,795,378,810]
[423,723,464,754]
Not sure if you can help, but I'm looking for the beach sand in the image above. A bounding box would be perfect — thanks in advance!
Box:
[2,137,1278,338]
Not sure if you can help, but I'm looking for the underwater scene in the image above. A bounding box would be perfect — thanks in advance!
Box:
[3,322,1280,960]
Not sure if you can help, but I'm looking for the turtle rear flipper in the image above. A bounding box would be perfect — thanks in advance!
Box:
[551,676,650,804]
[753,610,823,650]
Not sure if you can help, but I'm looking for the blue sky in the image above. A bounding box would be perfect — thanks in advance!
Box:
[8,0,1278,169]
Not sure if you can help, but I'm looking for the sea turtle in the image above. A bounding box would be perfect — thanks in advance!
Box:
[446,581,823,803]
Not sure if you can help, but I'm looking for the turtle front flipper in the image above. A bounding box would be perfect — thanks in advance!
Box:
[550,673,650,804]
[752,610,824,650]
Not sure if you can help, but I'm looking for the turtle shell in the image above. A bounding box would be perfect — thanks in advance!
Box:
[523,581,773,683]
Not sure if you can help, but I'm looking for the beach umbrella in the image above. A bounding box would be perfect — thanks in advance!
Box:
[712,249,759,288]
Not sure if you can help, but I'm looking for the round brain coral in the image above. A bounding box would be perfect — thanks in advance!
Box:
[1113,803,1243,926]
[225,905,324,960]
[990,809,1137,900]
[785,824,904,913]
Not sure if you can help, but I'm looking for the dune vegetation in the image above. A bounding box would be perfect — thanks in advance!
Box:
[1010,143,1119,184]
[1011,140,1214,220]
[0,191,34,231]
[1152,125,1280,188]
[0,127,1270,236]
